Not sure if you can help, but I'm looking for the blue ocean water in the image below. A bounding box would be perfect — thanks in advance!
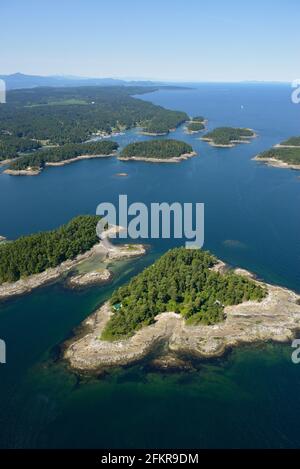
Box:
[0,84,300,448]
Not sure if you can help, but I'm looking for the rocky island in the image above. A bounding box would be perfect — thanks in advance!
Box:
[254,137,300,170]
[63,247,300,373]
[0,216,145,300]
[140,111,188,136]
[201,127,257,147]
[118,139,196,163]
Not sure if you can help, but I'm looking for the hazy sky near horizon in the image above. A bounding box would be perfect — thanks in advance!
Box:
[1,0,299,82]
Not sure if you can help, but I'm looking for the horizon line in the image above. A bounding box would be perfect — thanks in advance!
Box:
[0,71,293,85]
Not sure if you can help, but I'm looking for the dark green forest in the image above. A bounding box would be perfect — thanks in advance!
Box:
[0,134,41,160]
[280,136,300,146]
[120,139,194,159]
[0,86,188,157]
[203,127,254,145]
[8,140,118,171]
[102,247,266,340]
[0,215,100,283]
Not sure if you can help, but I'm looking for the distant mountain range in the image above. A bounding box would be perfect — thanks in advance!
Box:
[0,73,285,91]
[0,73,164,90]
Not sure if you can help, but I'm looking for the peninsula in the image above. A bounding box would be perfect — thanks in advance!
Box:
[139,112,188,136]
[0,86,188,163]
[118,139,196,163]
[254,137,300,170]
[201,127,256,147]
[276,136,300,147]
[64,247,300,372]
[4,141,119,175]
[0,216,145,300]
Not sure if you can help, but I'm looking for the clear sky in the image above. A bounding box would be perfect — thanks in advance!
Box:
[1,0,299,82]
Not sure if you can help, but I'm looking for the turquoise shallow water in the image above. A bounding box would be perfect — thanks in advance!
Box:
[0,84,300,448]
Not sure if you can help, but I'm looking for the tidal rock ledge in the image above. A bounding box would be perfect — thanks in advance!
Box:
[64,273,300,373]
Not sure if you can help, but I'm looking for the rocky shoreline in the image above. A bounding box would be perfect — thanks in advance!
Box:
[64,266,300,373]
[201,136,257,148]
[185,129,204,135]
[0,158,18,166]
[200,137,236,148]
[4,167,41,176]
[2,149,197,175]
[274,144,300,149]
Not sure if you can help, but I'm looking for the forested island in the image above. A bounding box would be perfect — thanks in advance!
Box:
[0,215,100,284]
[201,127,256,147]
[185,116,206,134]
[102,247,266,340]
[278,136,300,147]
[0,86,188,161]
[0,134,42,161]
[119,139,196,163]
[5,141,118,175]
[255,141,300,170]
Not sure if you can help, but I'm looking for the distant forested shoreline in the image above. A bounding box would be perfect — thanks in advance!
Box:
[8,141,118,171]
[103,247,266,340]
[0,86,188,161]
